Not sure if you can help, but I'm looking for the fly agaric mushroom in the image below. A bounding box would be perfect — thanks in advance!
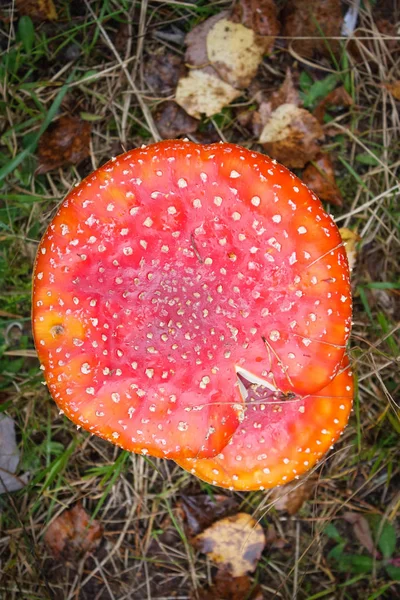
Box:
[32,140,352,463]
[176,357,353,490]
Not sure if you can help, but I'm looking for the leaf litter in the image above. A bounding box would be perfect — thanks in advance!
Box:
[37,116,91,174]
[0,415,29,494]
[44,502,103,560]
[193,513,266,578]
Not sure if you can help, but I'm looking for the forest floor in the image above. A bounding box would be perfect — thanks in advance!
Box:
[0,1,399,599]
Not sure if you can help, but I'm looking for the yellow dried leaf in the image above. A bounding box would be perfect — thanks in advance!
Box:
[207,19,269,89]
[194,513,266,577]
[175,70,240,119]
[339,228,360,271]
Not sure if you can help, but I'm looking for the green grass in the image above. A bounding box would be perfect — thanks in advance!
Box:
[0,1,399,599]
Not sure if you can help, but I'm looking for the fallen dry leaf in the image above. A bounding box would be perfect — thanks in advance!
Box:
[178,494,238,537]
[196,569,263,600]
[194,513,266,578]
[231,0,279,43]
[185,13,227,70]
[44,503,103,560]
[270,478,316,515]
[339,228,361,272]
[314,86,354,124]
[0,415,29,494]
[302,153,343,207]
[259,104,324,168]
[384,81,400,101]
[283,0,342,57]
[176,4,277,117]
[154,101,199,139]
[144,52,185,97]
[175,70,240,119]
[207,18,270,89]
[15,0,57,21]
[37,116,91,174]
[343,512,378,557]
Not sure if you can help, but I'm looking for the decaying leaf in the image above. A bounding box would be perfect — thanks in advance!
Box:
[144,52,185,97]
[283,0,342,57]
[343,512,378,557]
[0,415,29,494]
[15,0,57,21]
[37,116,91,174]
[384,81,400,101]
[175,70,240,119]
[185,13,228,69]
[176,2,278,117]
[259,104,324,168]
[44,502,103,560]
[194,513,266,578]
[314,86,354,123]
[196,570,263,600]
[339,228,361,271]
[302,153,343,206]
[231,0,279,42]
[178,494,238,537]
[154,101,199,139]
[269,478,316,515]
[207,18,271,89]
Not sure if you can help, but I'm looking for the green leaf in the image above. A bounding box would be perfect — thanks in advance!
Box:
[355,152,380,166]
[346,555,375,574]
[18,16,35,54]
[377,523,397,559]
[324,523,344,543]
[301,74,339,109]
[328,542,346,560]
[385,565,400,581]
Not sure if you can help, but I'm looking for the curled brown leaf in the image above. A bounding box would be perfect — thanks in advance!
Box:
[302,153,343,206]
[231,0,279,52]
[260,104,324,168]
[44,503,103,560]
[314,86,354,124]
[37,116,91,174]
[283,0,342,58]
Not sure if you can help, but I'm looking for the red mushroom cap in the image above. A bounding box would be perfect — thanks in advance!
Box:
[32,140,352,459]
[176,357,353,491]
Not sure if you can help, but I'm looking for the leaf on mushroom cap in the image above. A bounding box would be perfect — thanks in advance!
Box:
[176,357,353,491]
[33,141,351,460]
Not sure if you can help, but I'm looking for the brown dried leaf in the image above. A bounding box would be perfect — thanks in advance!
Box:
[15,0,57,21]
[339,228,360,272]
[144,52,186,97]
[194,513,266,578]
[302,153,343,206]
[384,81,400,101]
[44,503,103,560]
[314,86,354,123]
[154,101,199,139]
[231,0,279,51]
[283,0,342,58]
[260,104,324,168]
[37,116,91,174]
[175,70,241,119]
[270,478,316,515]
[178,494,238,537]
[196,570,263,600]
[343,512,378,557]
